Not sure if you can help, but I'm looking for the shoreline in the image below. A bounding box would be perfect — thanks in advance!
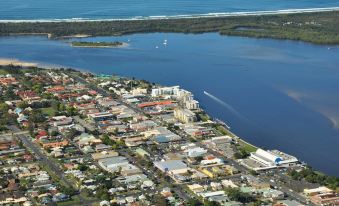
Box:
[1,10,339,45]
[0,60,257,151]
[0,61,289,170]
[1,62,339,179]
[0,58,38,67]
[1,7,339,23]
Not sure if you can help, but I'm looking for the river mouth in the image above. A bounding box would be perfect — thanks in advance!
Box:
[1,33,339,176]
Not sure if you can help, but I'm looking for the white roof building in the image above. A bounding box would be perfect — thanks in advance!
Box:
[250,149,298,167]
[240,149,299,171]
[154,160,188,174]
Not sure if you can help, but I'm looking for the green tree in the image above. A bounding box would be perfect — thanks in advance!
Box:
[32,84,44,93]
[4,86,18,100]
[0,103,9,113]
[187,198,202,206]
[66,106,78,116]
[29,110,46,123]
[225,188,254,203]
[204,201,219,206]
[17,101,29,109]
[154,194,168,206]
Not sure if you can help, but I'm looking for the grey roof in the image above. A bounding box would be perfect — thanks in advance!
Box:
[154,160,187,171]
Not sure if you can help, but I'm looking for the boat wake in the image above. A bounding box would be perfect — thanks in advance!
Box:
[204,91,247,121]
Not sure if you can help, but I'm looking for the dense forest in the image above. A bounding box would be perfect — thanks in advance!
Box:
[1,11,339,44]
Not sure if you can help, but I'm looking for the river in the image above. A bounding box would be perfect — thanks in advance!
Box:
[1,34,339,176]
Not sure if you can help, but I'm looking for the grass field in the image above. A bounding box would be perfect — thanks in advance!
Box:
[0,69,8,75]
[41,107,57,117]
[237,139,258,153]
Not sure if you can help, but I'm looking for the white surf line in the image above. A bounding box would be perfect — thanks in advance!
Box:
[204,91,247,121]
[1,7,339,23]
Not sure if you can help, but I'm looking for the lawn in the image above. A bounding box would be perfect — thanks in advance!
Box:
[237,139,257,153]
[56,196,81,206]
[41,107,57,117]
[0,69,8,75]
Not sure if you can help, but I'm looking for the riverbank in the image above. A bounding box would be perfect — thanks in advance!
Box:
[1,10,339,44]
[0,58,38,67]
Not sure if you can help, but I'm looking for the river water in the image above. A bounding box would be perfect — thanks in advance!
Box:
[1,34,338,176]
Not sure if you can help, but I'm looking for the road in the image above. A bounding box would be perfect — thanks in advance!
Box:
[7,125,94,206]
[0,130,30,138]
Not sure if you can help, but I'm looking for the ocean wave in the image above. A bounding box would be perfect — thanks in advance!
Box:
[1,7,339,23]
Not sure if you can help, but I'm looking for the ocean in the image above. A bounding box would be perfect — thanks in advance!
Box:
[1,0,339,20]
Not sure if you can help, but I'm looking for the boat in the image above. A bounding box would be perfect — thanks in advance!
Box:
[163,39,167,45]
[214,118,231,129]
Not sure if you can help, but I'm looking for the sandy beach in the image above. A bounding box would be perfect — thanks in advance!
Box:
[0,58,38,67]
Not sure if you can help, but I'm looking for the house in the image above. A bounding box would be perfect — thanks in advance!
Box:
[135,148,150,157]
[16,91,41,102]
[50,116,73,127]
[41,139,69,149]
[94,144,111,152]
[188,184,205,194]
[199,191,225,199]
[46,86,65,94]
[0,77,19,86]
[259,188,285,200]
[221,180,238,188]
[74,133,102,147]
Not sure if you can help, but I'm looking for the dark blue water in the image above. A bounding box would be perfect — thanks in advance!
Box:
[1,34,339,176]
[1,0,339,20]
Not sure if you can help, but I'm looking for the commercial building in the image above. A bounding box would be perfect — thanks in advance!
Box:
[98,156,129,173]
[88,112,114,121]
[184,147,207,158]
[151,86,180,97]
[304,187,339,205]
[240,149,298,171]
[185,100,200,110]
[153,160,189,175]
[174,108,197,123]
